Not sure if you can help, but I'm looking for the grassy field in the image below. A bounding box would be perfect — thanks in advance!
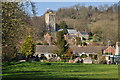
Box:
[2,62,119,80]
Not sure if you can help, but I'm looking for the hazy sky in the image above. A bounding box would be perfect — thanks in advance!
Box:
[33,2,117,16]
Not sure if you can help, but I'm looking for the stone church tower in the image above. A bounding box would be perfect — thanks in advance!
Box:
[45,9,56,32]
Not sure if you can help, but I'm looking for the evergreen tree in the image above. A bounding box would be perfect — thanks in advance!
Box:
[56,31,69,57]
[21,35,35,58]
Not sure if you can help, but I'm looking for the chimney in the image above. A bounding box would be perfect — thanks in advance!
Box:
[115,42,119,55]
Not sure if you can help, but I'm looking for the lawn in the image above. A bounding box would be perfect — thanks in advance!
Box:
[2,62,119,80]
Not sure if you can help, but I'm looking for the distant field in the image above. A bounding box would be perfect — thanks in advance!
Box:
[2,62,119,80]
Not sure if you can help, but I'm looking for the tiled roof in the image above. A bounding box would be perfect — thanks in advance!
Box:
[67,29,77,34]
[36,45,57,53]
[79,32,87,35]
[36,45,108,54]
[71,46,107,53]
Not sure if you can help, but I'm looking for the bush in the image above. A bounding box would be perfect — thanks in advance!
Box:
[36,42,42,45]
[81,54,88,58]
[43,42,49,45]
[97,55,107,64]
[99,60,107,64]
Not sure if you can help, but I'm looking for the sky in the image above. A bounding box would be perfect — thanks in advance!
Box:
[33,2,118,16]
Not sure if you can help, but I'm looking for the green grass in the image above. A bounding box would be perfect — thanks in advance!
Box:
[2,62,119,80]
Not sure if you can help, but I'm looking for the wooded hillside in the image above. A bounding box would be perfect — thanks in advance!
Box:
[33,3,118,45]
[55,4,118,45]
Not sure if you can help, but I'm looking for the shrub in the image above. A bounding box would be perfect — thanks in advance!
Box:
[97,55,107,64]
[81,54,88,58]
[36,42,42,45]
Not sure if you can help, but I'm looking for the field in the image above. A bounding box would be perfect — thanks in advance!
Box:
[2,62,119,80]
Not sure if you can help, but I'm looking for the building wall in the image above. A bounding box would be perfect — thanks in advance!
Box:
[44,33,52,45]
[103,46,115,55]
[45,12,56,32]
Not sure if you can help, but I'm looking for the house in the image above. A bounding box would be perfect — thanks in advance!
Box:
[103,46,115,55]
[34,45,57,60]
[87,42,104,46]
[83,57,92,64]
[102,46,115,63]
[58,29,89,40]
[44,33,52,45]
[77,31,89,40]
[113,42,120,64]
[71,46,107,58]
[67,29,78,38]
[67,29,89,40]
[35,45,118,63]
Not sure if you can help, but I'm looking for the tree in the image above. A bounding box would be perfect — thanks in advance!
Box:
[56,23,60,31]
[55,3,118,45]
[56,31,69,57]
[64,48,74,61]
[59,21,68,34]
[76,37,82,45]
[2,2,36,61]
[59,21,68,29]
[2,2,26,61]
[21,35,35,58]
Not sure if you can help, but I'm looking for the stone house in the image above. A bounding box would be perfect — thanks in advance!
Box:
[77,31,89,40]
[71,46,107,59]
[59,29,89,45]
[35,45,109,60]
[34,45,57,60]
[67,29,89,40]
[35,44,120,63]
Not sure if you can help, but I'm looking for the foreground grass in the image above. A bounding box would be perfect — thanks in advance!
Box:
[2,62,119,80]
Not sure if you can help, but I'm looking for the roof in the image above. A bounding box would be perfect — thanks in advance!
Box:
[36,45,57,53]
[36,45,108,54]
[79,32,88,35]
[57,29,63,31]
[71,46,107,53]
[67,29,77,34]
[103,46,115,55]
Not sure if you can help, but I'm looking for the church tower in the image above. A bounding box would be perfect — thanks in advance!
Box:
[45,9,56,32]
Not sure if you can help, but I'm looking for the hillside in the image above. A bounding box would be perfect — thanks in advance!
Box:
[32,3,118,45]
